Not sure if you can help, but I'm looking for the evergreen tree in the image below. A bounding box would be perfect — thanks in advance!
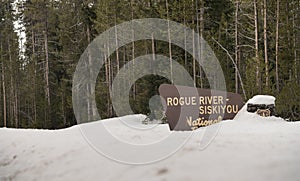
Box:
[0,0,299,128]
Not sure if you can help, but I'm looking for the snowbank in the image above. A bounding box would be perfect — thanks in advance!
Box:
[1,96,300,181]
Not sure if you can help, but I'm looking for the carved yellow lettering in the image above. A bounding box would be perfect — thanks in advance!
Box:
[213,96,218,104]
[218,116,222,122]
[186,117,192,126]
[218,96,224,104]
[207,96,212,104]
[207,106,212,114]
[173,97,178,106]
[227,105,232,113]
[192,120,197,127]
[191,97,196,105]
[167,97,173,106]
[212,106,217,114]
[199,106,204,114]
[203,120,209,126]
[185,97,190,105]
[199,97,205,104]
[233,105,239,113]
[179,97,184,106]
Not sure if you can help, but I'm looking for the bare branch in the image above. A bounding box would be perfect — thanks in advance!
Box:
[212,37,247,100]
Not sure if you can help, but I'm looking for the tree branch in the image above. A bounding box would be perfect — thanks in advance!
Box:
[212,37,247,100]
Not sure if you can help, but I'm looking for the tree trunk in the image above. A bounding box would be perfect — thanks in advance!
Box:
[166,0,173,83]
[86,25,97,120]
[263,0,269,88]
[107,44,112,117]
[62,91,66,126]
[196,0,199,88]
[184,2,187,68]
[275,0,280,93]
[192,31,196,87]
[254,0,260,89]
[192,0,196,88]
[152,32,155,74]
[42,0,50,127]
[114,17,120,72]
[293,1,298,83]
[235,1,240,93]
[32,28,37,124]
[196,0,203,88]
[131,0,136,100]
[104,44,109,117]
[7,36,18,127]
[44,35,50,107]
[1,44,6,127]
[199,0,204,88]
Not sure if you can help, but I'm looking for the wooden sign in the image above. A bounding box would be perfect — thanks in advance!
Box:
[159,84,244,131]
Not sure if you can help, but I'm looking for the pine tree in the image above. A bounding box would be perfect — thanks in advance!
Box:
[0,0,20,127]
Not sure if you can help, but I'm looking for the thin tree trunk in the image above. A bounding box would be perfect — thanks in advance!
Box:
[263,0,269,88]
[107,44,112,116]
[195,0,199,88]
[44,34,50,106]
[293,1,298,83]
[235,1,240,93]
[196,0,203,88]
[32,28,37,124]
[285,2,291,44]
[115,17,120,72]
[151,32,155,74]
[0,34,7,127]
[192,31,196,87]
[104,45,109,86]
[86,26,91,121]
[15,84,18,127]
[254,0,260,89]
[122,46,126,88]
[86,25,97,120]
[184,2,187,68]
[62,91,66,126]
[166,0,173,83]
[7,37,18,127]
[7,37,13,127]
[199,0,204,88]
[1,43,6,127]
[212,37,247,100]
[131,0,136,100]
[192,0,196,87]
[44,30,50,110]
[275,0,280,93]
[43,0,50,126]
[104,44,110,117]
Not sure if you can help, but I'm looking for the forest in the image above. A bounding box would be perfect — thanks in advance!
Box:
[0,0,299,129]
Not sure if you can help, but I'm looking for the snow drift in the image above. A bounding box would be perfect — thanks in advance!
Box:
[1,96,300,181]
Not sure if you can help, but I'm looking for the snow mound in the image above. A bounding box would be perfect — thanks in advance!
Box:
[247,95,275,105]
[233,95,278,121]
[1,97,300,181]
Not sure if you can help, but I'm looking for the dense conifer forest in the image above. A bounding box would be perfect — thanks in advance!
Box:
[0,0,299,128]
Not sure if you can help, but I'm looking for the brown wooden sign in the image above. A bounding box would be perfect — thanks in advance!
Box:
[159,84,244,131]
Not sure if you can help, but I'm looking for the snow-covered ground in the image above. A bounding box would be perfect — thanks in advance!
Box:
[1,96,300,181]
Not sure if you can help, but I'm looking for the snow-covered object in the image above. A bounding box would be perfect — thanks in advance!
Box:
[247,95,275,105]
[235,95,277,120]
[1,108,300,180]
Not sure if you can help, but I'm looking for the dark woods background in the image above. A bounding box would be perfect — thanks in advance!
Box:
[0,0,299,129]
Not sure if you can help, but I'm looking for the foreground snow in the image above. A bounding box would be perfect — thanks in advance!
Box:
[1,105,300,180]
